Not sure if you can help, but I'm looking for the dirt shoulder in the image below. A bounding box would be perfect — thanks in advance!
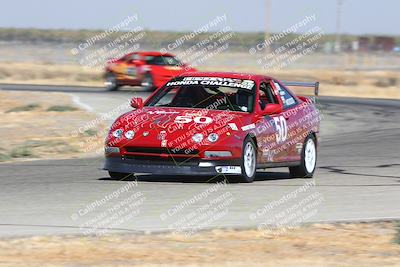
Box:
[0,222,399,267]
[0,90,107,162]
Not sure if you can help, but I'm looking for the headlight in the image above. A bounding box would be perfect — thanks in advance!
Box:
[112,129,123,138]
[124,130,135,140]
[192,133,203,143]
[207,133,219,143]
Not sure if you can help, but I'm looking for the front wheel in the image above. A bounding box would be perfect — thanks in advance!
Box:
[289,134,317,178]
[238,137,257,183]
[142,73,155,91]
[105,73,119,91]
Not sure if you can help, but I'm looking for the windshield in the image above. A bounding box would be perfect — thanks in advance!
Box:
[145,55,181,66]
[146,77,256,112]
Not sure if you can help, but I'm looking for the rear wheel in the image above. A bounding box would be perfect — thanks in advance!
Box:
[289,134,317,178]
[108,171,134,180]
[105,73,119,91]
[238,137,257,183]
[142,73,155,91]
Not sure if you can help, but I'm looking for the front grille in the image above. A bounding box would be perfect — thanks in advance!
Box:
[125,146,199,155]
[123,155,199,166]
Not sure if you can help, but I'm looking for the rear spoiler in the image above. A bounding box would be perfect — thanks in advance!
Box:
[281,81,319,96]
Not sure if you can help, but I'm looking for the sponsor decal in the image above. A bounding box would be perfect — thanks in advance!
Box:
[161,140,168,147]
[286,98,295,106]
[241,123,255,131]
[184,111,205,117]
[166,77,255,90]
[296,143,303,153]
[215,166,242,174]
[273,116,288,143]
[262,148,274,162]
[174,115,213,124]
[126,67,137,76]
[228,123,238,131]
[157,130,167,140]
[165,66,182,70]
[147,110,179,115]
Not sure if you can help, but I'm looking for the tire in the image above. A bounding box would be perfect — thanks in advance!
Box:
[108,171,134,180]
[237,137,257,183]
[105,73,119,91]
[289,134,317,178]
[142,73,155,91]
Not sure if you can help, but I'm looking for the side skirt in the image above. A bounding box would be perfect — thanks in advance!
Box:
[256,161,300,169]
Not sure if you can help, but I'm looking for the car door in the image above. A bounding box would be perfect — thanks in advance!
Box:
[123,53,140,81]
[255,80,286,164]
[271,80,301,162]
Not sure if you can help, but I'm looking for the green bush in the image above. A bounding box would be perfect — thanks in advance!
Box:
[5,103,40,113]
[9,147,34,158]
[395,222,400,245]
[46,105,78,112]
[83,129,97,136]
[0,152,11,162]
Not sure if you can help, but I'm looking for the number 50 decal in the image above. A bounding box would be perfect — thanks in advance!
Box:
[273,116,287,143]
[175,116,213,124]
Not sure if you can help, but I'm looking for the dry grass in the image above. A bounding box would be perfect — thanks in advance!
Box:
[0,62,399,99]
[0,62,102,86]
[0,91,107,162]
[0,222,399,267]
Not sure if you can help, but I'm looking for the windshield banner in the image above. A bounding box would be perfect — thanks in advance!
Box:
[166,77,255,90]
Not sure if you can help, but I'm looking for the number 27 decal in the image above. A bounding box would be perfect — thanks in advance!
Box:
[273,116,287,143]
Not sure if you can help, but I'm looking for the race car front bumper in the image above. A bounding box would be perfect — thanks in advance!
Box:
[103,156,242,176]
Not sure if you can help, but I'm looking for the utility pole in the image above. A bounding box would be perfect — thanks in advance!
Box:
[265,0,271,54]
[335,0,343,53]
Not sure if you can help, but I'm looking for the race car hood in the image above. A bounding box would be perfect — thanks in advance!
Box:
[106,107,253,148]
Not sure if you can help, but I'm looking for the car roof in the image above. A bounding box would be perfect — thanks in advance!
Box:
[137,51,175,57]
[177,71,273,81]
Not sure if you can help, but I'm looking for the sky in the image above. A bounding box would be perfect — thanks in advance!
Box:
[0,0,398,35]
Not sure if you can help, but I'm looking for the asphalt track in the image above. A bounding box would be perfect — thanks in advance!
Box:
[0,84,399,237]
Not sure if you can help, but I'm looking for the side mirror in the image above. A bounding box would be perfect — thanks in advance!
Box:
[261,103,282,115]
[130,97,143,109]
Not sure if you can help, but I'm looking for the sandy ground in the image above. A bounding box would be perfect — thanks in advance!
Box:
[0,91,106,162]
[0,222,399,267]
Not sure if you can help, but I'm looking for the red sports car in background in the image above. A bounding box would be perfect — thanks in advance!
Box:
[104,72,320,183]
[104,51,196,91]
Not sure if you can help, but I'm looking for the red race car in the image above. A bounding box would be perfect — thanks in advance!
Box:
[104,51,196,91]
[104,72,320,183]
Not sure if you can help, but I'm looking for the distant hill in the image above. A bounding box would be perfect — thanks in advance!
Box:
[1,28,398,51]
